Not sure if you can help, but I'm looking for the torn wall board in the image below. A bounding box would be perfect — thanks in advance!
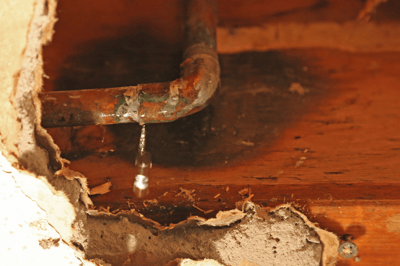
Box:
[85,204,338,266]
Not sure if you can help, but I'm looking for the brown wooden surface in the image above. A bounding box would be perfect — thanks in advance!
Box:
[65,49,400,211]
[42,0,400,264]
[311,205,400,265]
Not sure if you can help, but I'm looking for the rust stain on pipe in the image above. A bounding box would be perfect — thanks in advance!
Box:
[39,0,220,127]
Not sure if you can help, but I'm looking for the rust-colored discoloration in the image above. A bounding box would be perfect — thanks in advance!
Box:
[39,0,220,127]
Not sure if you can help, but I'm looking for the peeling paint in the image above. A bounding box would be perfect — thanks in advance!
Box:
[161,80,184,118]
[114,89,140,123]
[178,56,220,117]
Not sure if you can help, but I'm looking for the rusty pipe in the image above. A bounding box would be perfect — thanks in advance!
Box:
[39,0,220,127]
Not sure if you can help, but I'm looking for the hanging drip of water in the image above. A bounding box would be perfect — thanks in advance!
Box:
[133,125,152,197]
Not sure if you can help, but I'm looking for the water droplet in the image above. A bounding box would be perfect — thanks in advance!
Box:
[133,125,151,197]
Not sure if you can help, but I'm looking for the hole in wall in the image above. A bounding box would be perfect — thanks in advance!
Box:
[42,0,327,225]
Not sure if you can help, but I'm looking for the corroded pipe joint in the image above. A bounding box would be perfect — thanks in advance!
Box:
[135,45,220,124]
[177,44,220,117]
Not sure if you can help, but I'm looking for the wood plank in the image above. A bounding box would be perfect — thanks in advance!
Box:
[217,22,400,54]
[55,50,400,225]
[310,205,400,265]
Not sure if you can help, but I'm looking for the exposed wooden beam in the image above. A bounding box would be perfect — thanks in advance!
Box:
[217,22,400,54]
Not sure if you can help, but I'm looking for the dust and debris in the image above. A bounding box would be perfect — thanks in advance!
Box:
[175,188,196,202]
[241,141,254,146]
[289,82,309,95]
[201,209,246,227]
[238,187,252,198]
[192,204,214,214]
[143,200,156,208]
[143,199,158,207]
[38,237,60,249]
[214,194,220,199]
[192,204,205,212]
[29,219,48,231]
[238,187,255,209]
[98,206,111,213]
[126,200,134,209]
[111,209,120,214]
[226,186,230,192]
[90,181,112,195]
[295,156,307,168]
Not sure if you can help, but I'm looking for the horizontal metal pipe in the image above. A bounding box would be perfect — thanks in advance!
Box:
[39,0,220,127]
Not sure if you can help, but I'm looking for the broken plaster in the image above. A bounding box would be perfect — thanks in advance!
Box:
[82,204,338,266]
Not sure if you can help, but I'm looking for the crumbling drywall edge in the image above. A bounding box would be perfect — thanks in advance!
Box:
[0,0,36,166]
[86,203,338,266]
[16,0,53,178]
[12,0,92,261]
[172,204,338,266]
[277,204,339,266]
[0,150,98,266]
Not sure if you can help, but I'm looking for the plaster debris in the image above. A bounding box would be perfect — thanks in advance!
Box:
[193,204,206,212]
[175,187,196,202]
[238,187,252,197]
[241,141,255,146]
[143,199,159,207]
[89,181,112,195]
[84,204,338,266]
[0,153,83,266]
